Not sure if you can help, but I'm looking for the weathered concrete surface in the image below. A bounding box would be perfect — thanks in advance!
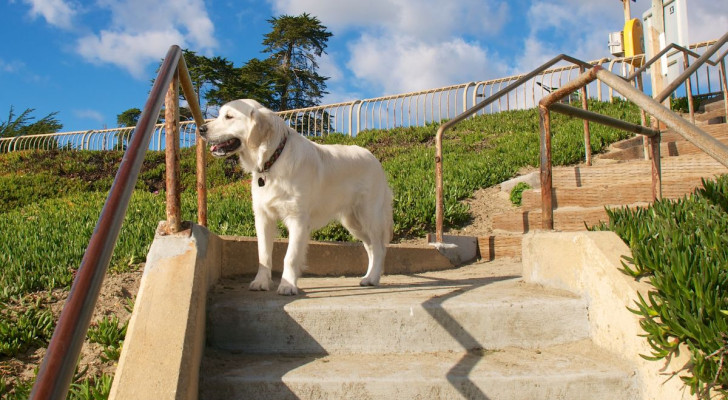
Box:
[110,224,478,399]
[200,340,637,400]
[427,234,478,266]
[207,261,589,354]
[522,231,693,400]
[219,235,469,277]
[109,223,222,400]
[201,259,638,400]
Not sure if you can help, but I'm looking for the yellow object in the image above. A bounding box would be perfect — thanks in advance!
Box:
[623,18,644,66]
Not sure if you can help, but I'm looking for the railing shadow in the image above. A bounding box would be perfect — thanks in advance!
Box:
[213,267,521,399]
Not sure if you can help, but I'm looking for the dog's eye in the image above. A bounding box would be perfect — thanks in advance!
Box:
[224,114,233,120]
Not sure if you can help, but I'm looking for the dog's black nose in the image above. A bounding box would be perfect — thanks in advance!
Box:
[198,124,207,135]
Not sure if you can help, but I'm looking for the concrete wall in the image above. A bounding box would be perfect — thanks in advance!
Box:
[109,223,222,400]
[219,236,460,277]
[522,231,693,400]
[109,225,469,399]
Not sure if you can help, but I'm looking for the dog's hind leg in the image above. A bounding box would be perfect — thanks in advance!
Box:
[278,218,308,295]
[250,212,276,291]
[359,241,386,286]
[341,213,378,286]
[342,212,385,287]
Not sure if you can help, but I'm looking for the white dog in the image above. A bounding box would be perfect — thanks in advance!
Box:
[199,99,393,295]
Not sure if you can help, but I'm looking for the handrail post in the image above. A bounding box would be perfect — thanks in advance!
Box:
[580,66,592,166]
[650,119,663,201]
[636,73,650,160]
[435,125,445,242]
[177,57,208,228]
[165,68,182,233]
[539,104,554,230]
[720,59,728,122]
[683,52,695,124]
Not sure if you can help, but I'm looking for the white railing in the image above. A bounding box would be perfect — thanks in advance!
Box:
[1,40,722,153]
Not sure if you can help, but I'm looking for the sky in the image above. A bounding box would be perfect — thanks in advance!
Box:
[1,0,727,132]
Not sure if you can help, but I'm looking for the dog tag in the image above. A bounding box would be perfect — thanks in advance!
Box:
[258,177,265,187]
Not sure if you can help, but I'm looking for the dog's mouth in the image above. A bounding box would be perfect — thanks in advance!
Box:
[209,138,242,157]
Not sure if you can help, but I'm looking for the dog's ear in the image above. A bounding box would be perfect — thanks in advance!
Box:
[246,108,270,149]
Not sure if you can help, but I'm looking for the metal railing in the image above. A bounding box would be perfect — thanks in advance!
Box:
[434,54,596,242]
[433,32,728,242]
[29,45,207,399]
[3,52,681,151]
[0,122,200,152]
[537,32,728,230]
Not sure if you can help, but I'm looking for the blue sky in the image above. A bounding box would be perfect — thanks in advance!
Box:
[2,0,726,132]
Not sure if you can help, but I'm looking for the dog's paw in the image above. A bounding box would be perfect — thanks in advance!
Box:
[359,276,380,287]
[277,281,299,296]
[249,277,272,291]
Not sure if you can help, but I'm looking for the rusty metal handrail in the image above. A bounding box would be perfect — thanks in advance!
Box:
[538,64,728,230]
[30,45,206,400]
[655,31,728,104]
[434,54,597,242]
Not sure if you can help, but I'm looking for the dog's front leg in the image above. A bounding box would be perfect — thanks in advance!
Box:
[278,218,308,296]
[250,211,276,291]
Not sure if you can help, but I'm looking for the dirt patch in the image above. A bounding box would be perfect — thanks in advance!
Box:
[447,185,518,238]
[1,268,143,392]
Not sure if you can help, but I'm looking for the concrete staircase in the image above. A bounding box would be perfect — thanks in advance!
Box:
[486,98,728,248]
[197,99,725,399]
[199,261,638,399]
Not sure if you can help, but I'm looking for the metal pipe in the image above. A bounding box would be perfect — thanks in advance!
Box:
[434,54,593,241]
[549,103,659,137]
[720,60,728,122]
[30,45,183,400]
[164,70,182,233]
[539,104,554,230]
[596,68,728,168]
[683,52,695,124]
[580,66,592,166]
[656,31,728,103]
[627,43,700,82]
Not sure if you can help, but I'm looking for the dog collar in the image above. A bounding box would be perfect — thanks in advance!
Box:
[259,134,288,174]
[257,134,288,187]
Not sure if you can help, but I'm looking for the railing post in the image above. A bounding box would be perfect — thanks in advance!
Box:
[539,104,554,230]
[435,126,445,242]
[683,53,695,124]
[650,118,663,201]
[580,66,592,166]
[720,59,728,122]
[165,68,182,233]
[348,100,360,137]
[636,73,650,160]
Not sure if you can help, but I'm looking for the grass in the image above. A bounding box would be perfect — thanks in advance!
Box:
[591,176,728,397]
[0,99,641,397]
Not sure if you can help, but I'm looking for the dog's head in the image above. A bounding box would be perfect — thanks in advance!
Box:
[199,99,271,157]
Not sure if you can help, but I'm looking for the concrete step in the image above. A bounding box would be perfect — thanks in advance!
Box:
[206,261,589,354]
[600,124,728,161]
[491,205,625,233]
[199,340,639,400]
[551,154,727,188]
[477,234,522,260]
[520,177,705,210]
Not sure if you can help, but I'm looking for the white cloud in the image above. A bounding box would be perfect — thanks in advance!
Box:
[269,0,511,98]
[348,34,507,95]
[517,1,622,70]
[75,0,217,78]
[22,0,76,29]
[73,109,105,124]
[77,30,186,78]
[268,0,509,39]
[0,59,26,73]
[687,1,728,43]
